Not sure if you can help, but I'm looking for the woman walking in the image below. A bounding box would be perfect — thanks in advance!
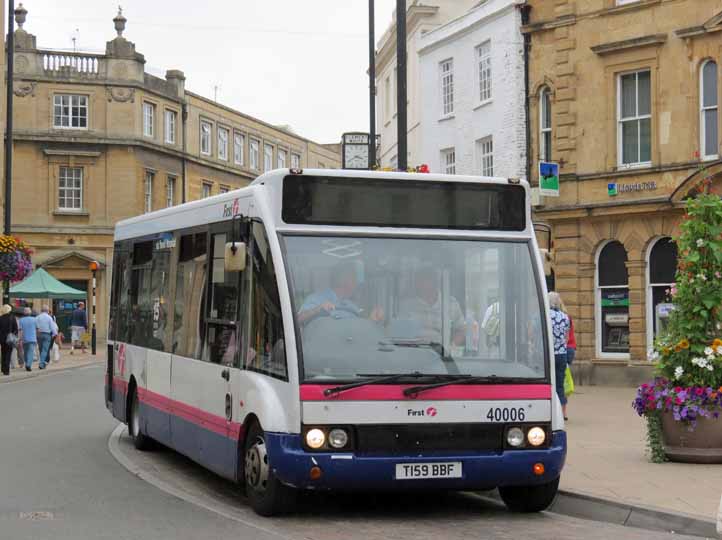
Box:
[0,304,19,376]
[548,292,570,420]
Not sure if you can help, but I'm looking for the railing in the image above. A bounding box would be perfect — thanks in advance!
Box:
[40,51,102,76]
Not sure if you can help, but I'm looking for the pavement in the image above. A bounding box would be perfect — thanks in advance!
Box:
[0,344,104,383]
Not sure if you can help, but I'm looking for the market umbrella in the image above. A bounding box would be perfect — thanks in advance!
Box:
[9,268,86,299]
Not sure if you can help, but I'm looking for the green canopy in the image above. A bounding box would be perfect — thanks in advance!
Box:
[9,268,86,299]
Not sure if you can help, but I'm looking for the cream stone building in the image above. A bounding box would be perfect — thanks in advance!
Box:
[525,0,722,383]
[6,6,339,340]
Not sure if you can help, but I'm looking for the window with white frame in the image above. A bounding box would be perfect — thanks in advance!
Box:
[202,182,212,199]
[597,241,629,355]
[200,121,212,155]
[646,237,678,352]
[234,132,245,165]
[144,170,154,213]
[219,185,229,194]
[164,110,177,144]
[618,70,651,166]
[53,94,88,129]
[701,60,718,160]
[291,153,301,168]
[58,166,83,210]
[277,148,287,169]
[477,42,492,103]
[476,137,493,176]
[540,87,552,162]
[264,143,274,171]
[440,59,454,116]
[143,102,155,138]
[166,176,176,207]
[218,127,229,161]
[250,139,260,170]
[441,148,456,174]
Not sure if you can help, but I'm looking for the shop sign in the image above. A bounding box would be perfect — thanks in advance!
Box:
[601,290,629,307]
[608,181,657,196]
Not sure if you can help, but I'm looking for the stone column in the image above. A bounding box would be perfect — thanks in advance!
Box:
[626,257,647,363]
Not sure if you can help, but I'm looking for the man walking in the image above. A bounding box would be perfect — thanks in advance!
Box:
[18,307,37,372]
[36,306,54,370]
[70,301,87,354]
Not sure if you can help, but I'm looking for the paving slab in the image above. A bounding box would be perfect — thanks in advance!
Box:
[0,345,105,383]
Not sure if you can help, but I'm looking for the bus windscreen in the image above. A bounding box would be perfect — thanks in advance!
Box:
[282,176,526,230]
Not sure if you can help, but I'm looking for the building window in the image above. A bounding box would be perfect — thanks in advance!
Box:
[164,110,176,144]
[234,132,245,165]
[144,170,154,213]
[701,60,718,160]
[277,148,287,168]
[596,240,629,356]
[440,59,454,117]
[477,42,492,103]
[616,0,640,4]
[166,176,176,207]
[291,153,301,168]
[200,121,212,155]
[58,166,83,210]
[477,137,493,176]
[201,182,212,199]
[219,185,229,194]
[540,87,552,162]
[618,70,651,167]
[53,94,88,129]
[264,143,274,171]
[250,139,260,170]
[218,127,229,161]
[384,76,391,121]
[441,148,456,175]
[646,237,678,353]
[143,102,155,138]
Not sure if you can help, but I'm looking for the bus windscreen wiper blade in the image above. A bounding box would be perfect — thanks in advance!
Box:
[323,372,444,397]
[384,339,460,374]
[402,375,537,397]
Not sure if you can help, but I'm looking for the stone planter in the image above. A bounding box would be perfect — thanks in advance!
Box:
[662,411,722,463]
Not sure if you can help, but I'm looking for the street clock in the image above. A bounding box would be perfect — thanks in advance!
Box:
[342,132,371,170]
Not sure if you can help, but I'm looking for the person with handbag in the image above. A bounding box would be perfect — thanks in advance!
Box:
[0,304,19,376]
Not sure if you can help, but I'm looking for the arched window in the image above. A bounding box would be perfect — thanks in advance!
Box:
[646,237,678,351]
[701,60,718,160]
[596,241,629,356]
[540,88,552,163]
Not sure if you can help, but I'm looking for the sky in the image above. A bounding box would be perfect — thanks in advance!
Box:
[24,0,398,143]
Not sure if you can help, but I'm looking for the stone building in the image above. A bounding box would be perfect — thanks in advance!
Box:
[525,0,722,383]
[6,6,340,340]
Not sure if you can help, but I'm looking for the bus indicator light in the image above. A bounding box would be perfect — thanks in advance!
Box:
[533,463,545,476]
[309,466,322,480]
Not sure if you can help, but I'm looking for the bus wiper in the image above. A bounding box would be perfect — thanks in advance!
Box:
[403,375,539,397]
[323,372,445,397]
[382,339,460,374]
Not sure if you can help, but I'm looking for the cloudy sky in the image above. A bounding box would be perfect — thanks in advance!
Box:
[25,0,398,143]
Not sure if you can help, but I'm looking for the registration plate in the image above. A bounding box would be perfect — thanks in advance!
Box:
[395,462,462,480]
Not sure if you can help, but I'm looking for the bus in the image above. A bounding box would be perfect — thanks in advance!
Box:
[105,168,565,516]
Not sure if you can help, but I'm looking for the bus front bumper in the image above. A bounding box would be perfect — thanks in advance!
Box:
[264,430,566,491]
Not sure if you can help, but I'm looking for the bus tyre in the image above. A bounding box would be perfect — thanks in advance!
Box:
[128,387,153,451]
[244,423,296,516]
[499,477,559,513]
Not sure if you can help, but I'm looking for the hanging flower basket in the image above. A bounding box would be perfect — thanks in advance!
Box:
[0,235,32,282]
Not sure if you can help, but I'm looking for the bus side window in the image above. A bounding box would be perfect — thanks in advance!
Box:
[173,232,207,359]
[109,241,129,342]
[243,222,287,380]
[129,241,153,347]
[149,242,172,352]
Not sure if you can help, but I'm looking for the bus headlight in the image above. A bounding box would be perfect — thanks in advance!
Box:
[328,428,349,449]
[527,427,546,447]
[305,428,326,449]
[506,427,525,447]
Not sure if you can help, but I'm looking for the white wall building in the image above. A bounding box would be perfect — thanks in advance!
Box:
[418,0,526,179]
[375,0,478,169]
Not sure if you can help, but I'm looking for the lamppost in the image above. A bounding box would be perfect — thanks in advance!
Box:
[89,260,99,355]
[3,0,16,305]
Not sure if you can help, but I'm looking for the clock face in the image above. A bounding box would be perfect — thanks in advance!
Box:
[344,144,370,169]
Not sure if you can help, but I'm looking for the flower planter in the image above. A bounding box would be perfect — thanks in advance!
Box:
[662,411,722,463]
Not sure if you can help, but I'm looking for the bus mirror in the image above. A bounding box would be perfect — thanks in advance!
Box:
[225,242,247,272]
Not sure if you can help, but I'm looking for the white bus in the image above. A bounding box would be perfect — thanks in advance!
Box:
[106,169,565,516]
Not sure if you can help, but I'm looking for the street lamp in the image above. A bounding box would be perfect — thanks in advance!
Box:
[89,260,99,356]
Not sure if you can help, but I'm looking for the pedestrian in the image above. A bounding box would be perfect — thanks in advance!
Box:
[48,308,60,363]
[548,292,570,420]
[18,307,37,372]
[0,304,18,376]
[36,306,54,370]
[70,301,87,355]
[562,300,577,368]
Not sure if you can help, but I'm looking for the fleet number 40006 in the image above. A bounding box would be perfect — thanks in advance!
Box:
[485,407,526,422]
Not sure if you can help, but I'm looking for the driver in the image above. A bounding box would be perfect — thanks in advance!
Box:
[297,262,383,325]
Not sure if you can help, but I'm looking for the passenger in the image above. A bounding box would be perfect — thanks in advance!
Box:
[398,267,465,345]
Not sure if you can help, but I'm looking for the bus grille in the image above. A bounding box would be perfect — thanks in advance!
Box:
[355,424,504,455]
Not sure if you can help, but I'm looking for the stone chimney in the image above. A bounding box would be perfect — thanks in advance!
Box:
[14,3,36,51]
[165,69,186,99]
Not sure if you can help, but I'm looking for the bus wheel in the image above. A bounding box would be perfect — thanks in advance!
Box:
[128,387,153,451]
[499,477,559,513]
[244,423,296,516]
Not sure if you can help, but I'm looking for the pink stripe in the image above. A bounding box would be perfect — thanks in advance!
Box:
[300,384,551,401]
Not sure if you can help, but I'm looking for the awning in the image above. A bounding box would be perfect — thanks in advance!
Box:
[9,268,87,299]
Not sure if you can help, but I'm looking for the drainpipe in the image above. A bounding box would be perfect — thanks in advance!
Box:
[181,103,188,203]
[521,4,532,184]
